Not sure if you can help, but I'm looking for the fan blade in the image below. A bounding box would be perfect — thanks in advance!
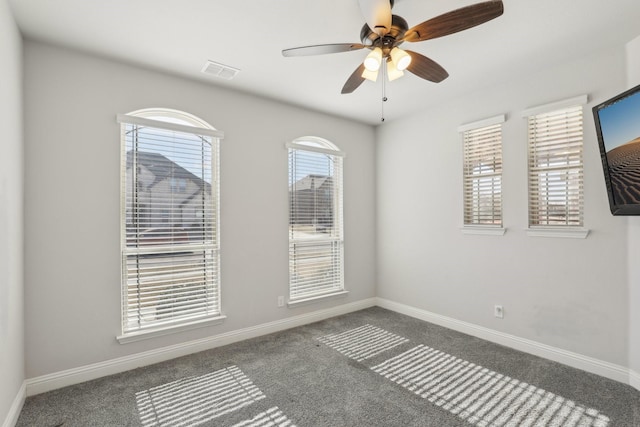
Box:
[405,50,449,83]
[341,64,367,94]
[358,0,392,36]
[402,0,504,43]
[282,43,365,57]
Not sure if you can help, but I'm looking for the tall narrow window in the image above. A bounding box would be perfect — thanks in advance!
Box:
[287,137,345,304]
[460,115,505,229]
[117,109,224,341]
[525,97,586,230]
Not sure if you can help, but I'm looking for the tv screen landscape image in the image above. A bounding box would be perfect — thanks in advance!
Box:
[593,83,640,215]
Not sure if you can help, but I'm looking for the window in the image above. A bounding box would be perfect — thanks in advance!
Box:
[170,177,187,193]
[524,96,587,235]
[117,109,224,342]
[460,115,505,231]
[287,137,345,304]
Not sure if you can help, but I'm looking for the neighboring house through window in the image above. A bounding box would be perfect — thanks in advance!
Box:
[117,108,224,342]
[460,115,505,233]
[287,137,346,304]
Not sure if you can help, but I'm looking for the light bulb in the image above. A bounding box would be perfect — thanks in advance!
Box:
[364,48,382,71]
[390,47,412,71]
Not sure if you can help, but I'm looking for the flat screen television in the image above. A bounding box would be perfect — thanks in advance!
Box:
[593,83,640,215]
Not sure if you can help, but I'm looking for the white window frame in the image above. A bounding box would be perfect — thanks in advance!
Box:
[522,95,589,239]
[287,137,347,306]
[116,108,225,343]
[459,115,506,236]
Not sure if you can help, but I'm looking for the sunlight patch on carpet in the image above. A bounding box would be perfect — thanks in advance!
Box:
[136,365,265,427]
[372,345,610,427]
[231,406,296,427]
[317,324,409,361]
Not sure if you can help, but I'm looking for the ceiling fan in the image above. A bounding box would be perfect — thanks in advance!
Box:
[282,0,504,94]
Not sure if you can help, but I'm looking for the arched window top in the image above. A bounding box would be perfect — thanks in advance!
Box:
[293,136,340,151]
[127,107,216,130]
[118,108,223,139]
[287,136,345,158]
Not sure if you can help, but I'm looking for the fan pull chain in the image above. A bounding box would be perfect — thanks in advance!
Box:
[381,59,388,122]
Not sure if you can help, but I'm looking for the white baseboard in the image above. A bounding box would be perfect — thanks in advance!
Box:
[26,297,377,396]
[376,298,632,386]
[23,296,640,397]
[631,369,640,391]
[2,381,25,427]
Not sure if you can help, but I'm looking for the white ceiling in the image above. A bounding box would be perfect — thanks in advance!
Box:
[9,0,640,125]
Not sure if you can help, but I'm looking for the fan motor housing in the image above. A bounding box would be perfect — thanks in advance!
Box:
[360,14,408,52]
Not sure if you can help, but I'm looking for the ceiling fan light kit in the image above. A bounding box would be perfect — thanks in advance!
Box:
[283,0,504,120]
[362,46,411,83]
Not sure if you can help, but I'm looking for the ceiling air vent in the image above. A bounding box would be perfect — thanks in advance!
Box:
[201,60,240,80]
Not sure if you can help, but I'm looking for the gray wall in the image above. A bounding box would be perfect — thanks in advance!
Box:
[376,46,630,366]
[23,41,376,378]
[626,35,640,381]
[0,0,24,422]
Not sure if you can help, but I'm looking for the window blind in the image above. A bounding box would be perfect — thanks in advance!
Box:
[527,104,584,227]
[462,122,503,226]
[288,141,344,301]
[120,115,220,334]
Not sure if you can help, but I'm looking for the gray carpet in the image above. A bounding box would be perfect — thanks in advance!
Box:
[16,307,640,426]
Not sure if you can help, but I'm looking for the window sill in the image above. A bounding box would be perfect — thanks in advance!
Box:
[526,227,590,239]
[461,226,506,236]
[117,315,226,344]
[287,290,349,308]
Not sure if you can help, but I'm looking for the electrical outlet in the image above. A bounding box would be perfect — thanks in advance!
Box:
[277,296,284,307]
[494,305,504,319]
